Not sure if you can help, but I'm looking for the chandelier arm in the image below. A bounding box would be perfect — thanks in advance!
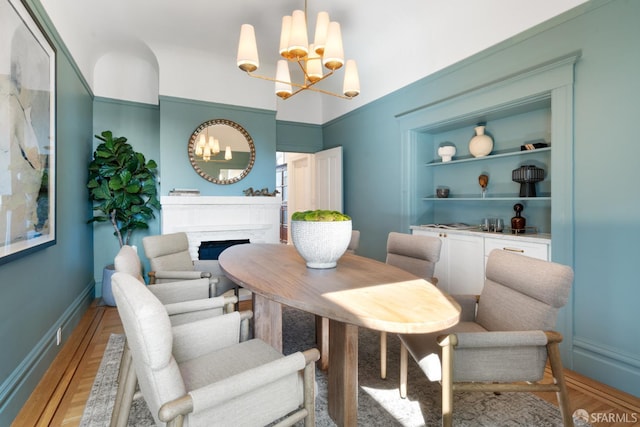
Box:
[244,71,352,99]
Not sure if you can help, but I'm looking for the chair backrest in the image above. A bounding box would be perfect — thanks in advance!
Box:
[114,245,144,282]
[143,232,194,271]
[347,230,360,254]
[385,232,442,279]
[111,272,187,425]
[476,249,574,332]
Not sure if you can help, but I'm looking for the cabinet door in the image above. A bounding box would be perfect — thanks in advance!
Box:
[412,229,484,295]
[445,233,485,295]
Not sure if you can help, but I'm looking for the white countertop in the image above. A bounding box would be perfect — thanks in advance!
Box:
[410,225,551,244]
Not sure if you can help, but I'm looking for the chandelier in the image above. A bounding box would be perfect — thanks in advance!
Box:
[195,130,232,162]
[236,1,360,100]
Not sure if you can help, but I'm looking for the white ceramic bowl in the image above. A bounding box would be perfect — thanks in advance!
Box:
[291,220,352,268]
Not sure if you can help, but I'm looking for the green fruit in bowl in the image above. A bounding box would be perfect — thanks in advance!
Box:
[291,209,351,222]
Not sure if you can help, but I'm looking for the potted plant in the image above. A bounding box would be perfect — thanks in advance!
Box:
[290,210,352,269]
[87,130,160,304]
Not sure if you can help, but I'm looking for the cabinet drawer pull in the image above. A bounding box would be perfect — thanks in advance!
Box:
[502,247,525,253]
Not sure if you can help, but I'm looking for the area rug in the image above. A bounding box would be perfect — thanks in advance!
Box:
[80,307,589,426]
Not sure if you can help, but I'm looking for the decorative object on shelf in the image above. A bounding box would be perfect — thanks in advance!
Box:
[168,188,200,196]
[478,174,489,198]
[436,187,450,198]
[236,1,360,100]
[290,210,352,268]
[469,124,494,157]
[243,187,280,197]
[437,143,456,162]
[511,203,526,234]
[512,165,545,197]
[520,140,550,151]
[481,218,504,232]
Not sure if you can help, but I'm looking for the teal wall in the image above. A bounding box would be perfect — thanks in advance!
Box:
[0,1,95,423]
[324,0,640,396]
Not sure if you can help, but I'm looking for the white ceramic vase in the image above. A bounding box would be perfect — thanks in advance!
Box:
[469,125,493,157]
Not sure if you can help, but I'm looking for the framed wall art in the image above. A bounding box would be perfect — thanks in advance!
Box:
[1,0,56,264]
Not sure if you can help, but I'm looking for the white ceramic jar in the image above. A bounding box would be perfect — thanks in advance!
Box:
[469,125,493,157]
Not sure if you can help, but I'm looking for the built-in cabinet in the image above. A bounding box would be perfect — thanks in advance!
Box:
[412,226,550,295]
[416,99,553,233]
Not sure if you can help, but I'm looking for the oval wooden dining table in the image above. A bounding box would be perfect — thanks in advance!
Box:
[219,243,460,427]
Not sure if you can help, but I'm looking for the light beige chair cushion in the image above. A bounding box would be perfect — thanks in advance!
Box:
[143,232,195,272]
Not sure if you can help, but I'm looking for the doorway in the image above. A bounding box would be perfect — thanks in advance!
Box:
[276,147,343,244]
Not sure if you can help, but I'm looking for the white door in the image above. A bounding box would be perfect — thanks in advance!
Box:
[286,147,343,241]
[314,146,343,212]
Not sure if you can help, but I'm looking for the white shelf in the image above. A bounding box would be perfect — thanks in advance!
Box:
[425,146,550,167]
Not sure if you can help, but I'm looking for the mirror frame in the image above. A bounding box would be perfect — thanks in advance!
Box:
[188,119,256,185]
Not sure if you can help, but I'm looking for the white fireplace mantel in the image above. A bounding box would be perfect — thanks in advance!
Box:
[161,196,282,260]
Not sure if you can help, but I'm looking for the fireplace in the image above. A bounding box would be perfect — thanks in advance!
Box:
[161,196,282,260]
[198,239,250,260]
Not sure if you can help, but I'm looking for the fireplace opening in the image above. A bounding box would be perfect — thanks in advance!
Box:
[198,239,250,260]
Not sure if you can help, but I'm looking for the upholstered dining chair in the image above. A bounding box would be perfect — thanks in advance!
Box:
[111,245,242,426]
[398,249,575,427]
[380,231,442,379]
[112,271,320,427]
[142,232,236,297]
[347,230,360,254]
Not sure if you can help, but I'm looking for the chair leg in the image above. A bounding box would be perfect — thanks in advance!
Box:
[547,341,574,427]
[380,331,387,379]
[440,335,456,427]
[111,343,137,427]
[304,357,316,427]
[400,342,408,398]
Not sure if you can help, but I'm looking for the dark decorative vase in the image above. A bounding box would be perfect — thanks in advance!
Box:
[511,203,526,234]
[512,165,544,197]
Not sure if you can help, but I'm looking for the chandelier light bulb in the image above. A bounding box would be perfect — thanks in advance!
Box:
[275,60,293,99]
[323,22,344,70]
[288,10,309,59]
[306,44,323,83]
[209,136,220,155]
[225,146,233,160]
[237,24,259,72]
[279,15,292,59]
[343,59,360,98]
[313,11,330,55]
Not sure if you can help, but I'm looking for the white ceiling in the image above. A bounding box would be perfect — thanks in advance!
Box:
[40,0,587,124]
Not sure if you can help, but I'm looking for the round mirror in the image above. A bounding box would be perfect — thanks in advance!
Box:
[188,119,256,185]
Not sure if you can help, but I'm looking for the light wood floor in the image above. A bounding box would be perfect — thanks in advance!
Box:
[12,300,640,427]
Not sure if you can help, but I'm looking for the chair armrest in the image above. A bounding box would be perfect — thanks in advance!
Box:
[440,330,548,349]
[171,311,253,362]
[164,296,237,316]
[448,294,479,322]
[149,270,209,281]
[158,348,320,423]
[148,278,210,303]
